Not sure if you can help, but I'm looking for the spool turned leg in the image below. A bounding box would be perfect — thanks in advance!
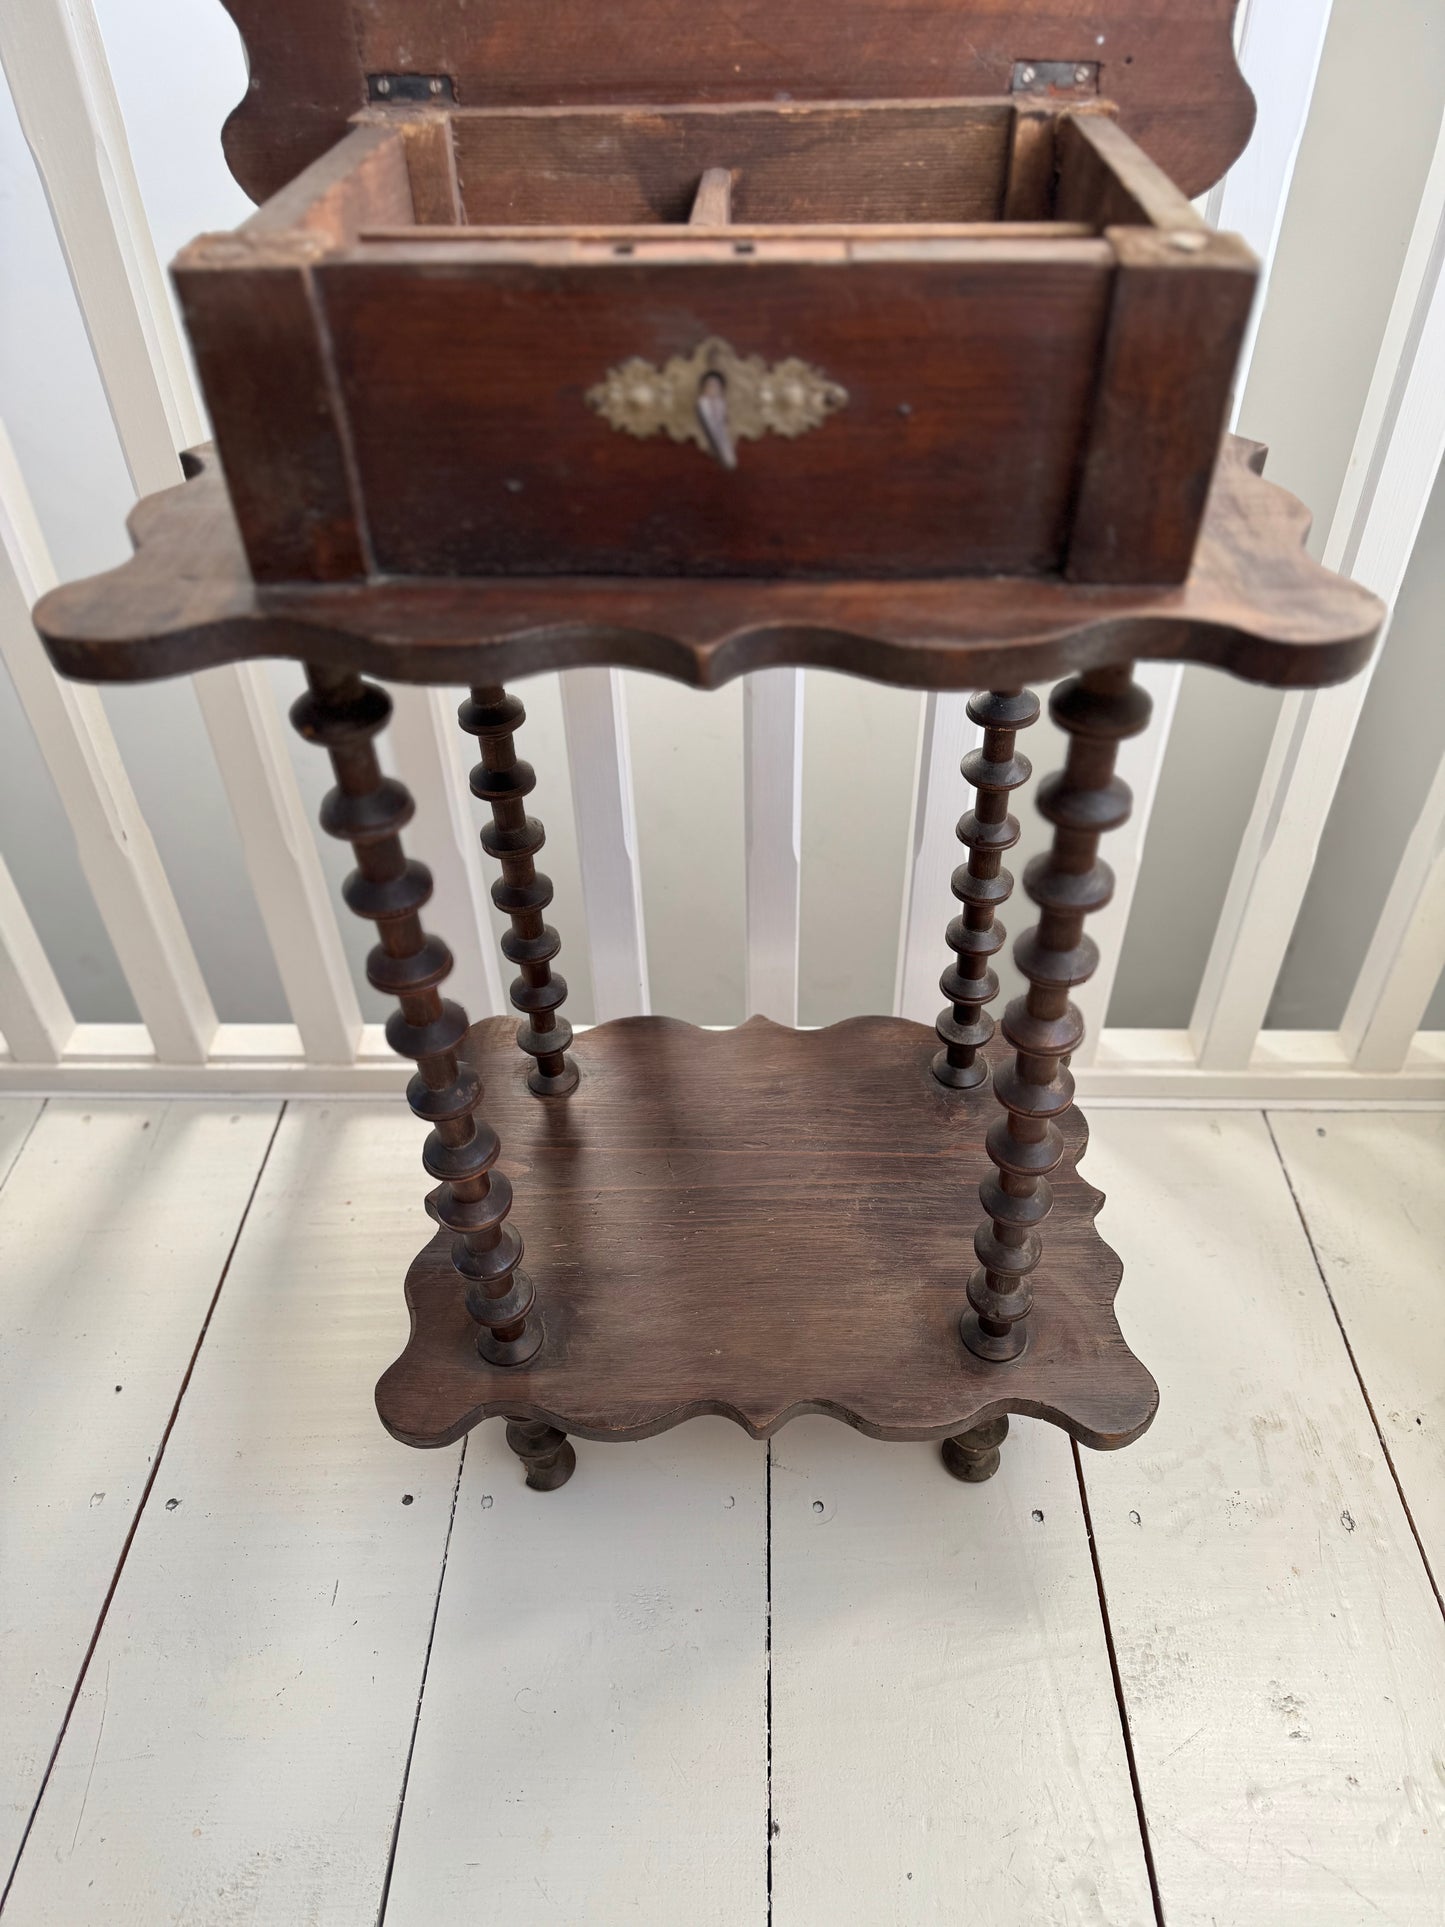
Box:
[962,664,1152,1363]
[933,690,1040,1090]
[505,1419,577,1492]
[941,1415,1009,1483]
[458,687,578,1096]
[292,666,544,1369]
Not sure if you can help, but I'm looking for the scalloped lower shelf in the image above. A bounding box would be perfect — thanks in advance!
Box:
[375,1014,1158,1454]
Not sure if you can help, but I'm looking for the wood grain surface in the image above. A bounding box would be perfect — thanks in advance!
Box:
[215,0,1255,206]
[316,246,1114,578]
[449,100,1015,226]
[33,438,1384,693]
[374,1013,1159,1454]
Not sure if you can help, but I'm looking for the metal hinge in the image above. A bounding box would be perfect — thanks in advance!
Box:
[367,73,456,103]
[1011,60,1100,97]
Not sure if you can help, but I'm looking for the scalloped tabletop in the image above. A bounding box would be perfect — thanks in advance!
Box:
[376,1015,1159,1451]
[34,437,1381,694]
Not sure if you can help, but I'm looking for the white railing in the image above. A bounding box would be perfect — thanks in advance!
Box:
[0,0,1442,1105]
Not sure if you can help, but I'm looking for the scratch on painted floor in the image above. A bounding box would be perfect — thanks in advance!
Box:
[69,1661,110,1856]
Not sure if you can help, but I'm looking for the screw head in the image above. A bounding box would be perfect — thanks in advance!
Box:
[428,76,443,95]
[1019,64,1037,84]
[375,75,391,95]
[1075,64,1092,84]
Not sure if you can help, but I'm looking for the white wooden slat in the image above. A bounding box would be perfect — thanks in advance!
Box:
[384,1420,767,1925]
[0,431,217,1063]
[1076,0,1336,1060]
[1083,1026,1445,1104]
[743,667,803,1024]
[1080,1110,1445,1922]
[1191,108,1445,1069]
[893,692,979,1024]
[1202,0,1337,397]
[1339,749,1445,1071]
[0,1099,280,1889]
[0,1018,1440,1102]
[1269,1110,1445,1578]
[191,665,363,1063]
[770,1420,1154,1923]
[1072,658,1184,1057]
[895,0,1333,1047]
[560,667,650,1018]
[0,855,73,1065]
[2,1102,465,1923]
[1,0,361,1068]
[386,685,506,1020]
[0,0,201,483]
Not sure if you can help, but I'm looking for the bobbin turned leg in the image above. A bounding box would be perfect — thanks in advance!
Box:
[941,1416,1009,1483]
[505,1419,577,1492]
[458,687,578,1096]
[963,664,1152,1363]
[933,690,1040,1090]
[293,666,544,1369]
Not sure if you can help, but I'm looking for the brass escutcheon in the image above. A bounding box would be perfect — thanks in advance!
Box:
[586,337,848,467]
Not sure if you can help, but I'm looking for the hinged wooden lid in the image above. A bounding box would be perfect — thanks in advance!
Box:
[219,0,1254,206]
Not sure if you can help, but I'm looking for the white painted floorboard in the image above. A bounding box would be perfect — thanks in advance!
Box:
[770,1419,1155,1927]
[1,1103,1441,1923]
[3,1104,463,1926]
[384,1419,767,1927]
[1268,1110,1445,1596]
[1079,1111,1445,1926]
[0,1100,278,1889]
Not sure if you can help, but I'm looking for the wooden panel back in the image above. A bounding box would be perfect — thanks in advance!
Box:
[313,247,1113,578]
[218,1,1253,205]
[449,103,1013,226]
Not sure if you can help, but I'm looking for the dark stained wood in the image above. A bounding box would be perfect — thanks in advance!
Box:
[374,1014,1160,1453]
[1068,226,1258,583]
[31,439,1386,695]
[504,1419,577,1491]
[171,260,368,582]
[963,665,1151,1363]
[215,0,1255,206]
[458,686,579,1095]
[314,246,1113,578]
[447,101,1013,226]
[238,121,412,243]
[398,114,462,226]
[932,690,1040,1090]
[1001,101,1062,222]
[169,124,416,581]
[358,221,1096,243]
[293,664,547,1368]
[1054,111,1207,232]
[941,1415,1010,1483]
[175,95,1258,586]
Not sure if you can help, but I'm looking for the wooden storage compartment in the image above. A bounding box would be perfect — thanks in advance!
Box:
[176,95,1257,586]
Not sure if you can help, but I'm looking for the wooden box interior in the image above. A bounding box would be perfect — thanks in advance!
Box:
[177,93,1255,588]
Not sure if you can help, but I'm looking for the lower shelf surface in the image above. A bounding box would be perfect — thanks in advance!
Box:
[376,1015,1159,1451]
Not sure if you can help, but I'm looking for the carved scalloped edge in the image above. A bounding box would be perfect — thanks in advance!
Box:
[373,1015,1160,1455]
[33,440,1383,698]
[212,1,1255,207]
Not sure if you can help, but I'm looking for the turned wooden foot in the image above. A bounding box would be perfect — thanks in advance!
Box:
[941,1415,1009,1483]
[505,1418,577,1491]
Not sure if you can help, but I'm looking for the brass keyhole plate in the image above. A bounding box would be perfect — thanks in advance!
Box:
[586,337,848,464]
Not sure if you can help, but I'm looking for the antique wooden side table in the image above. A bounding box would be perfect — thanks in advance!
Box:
[34,1,1382,1493]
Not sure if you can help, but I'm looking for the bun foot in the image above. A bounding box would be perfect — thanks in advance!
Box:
[505,1418,577,1491]
[941,1415,1009,1484]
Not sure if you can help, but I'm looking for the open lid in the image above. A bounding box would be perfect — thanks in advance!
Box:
[219,0,1254,206]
